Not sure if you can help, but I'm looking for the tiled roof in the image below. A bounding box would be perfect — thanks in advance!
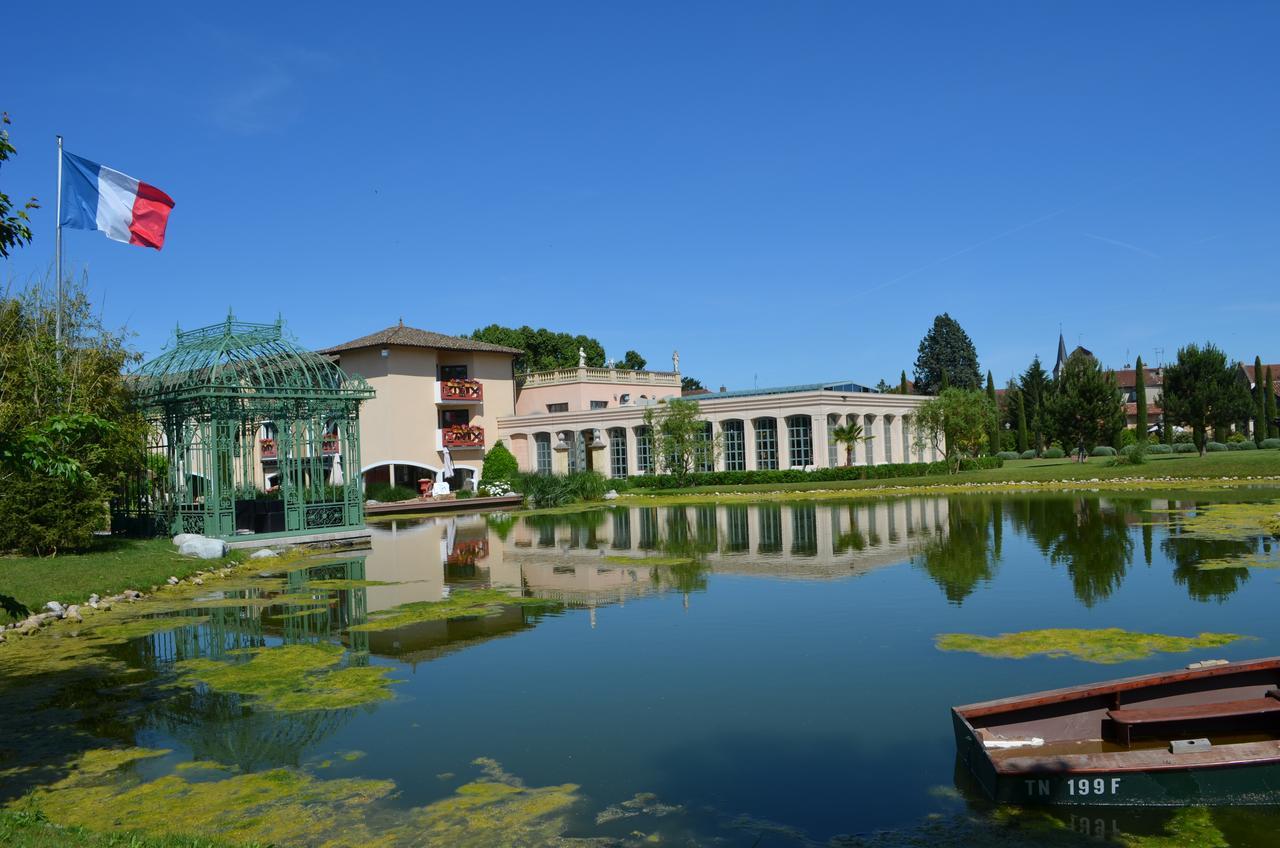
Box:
[319,324,522,355]
[1113,367,1162,387]
[1238,363,1280,388]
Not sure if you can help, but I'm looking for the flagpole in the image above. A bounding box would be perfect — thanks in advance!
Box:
[55,134,63,360]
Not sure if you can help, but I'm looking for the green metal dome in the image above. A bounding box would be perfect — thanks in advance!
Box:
[134,314,371,404]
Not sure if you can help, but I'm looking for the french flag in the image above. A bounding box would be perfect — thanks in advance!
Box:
[60,152,175,250]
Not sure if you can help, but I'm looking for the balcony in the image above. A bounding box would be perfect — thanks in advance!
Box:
[321,434,340,455]
[260,438,277,459]
[442,424,485,449]
[438,378,484,403]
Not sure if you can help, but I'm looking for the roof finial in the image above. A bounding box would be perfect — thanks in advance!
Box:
[399,316,404,327]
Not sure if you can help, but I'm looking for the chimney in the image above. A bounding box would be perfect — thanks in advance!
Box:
[719,385,727,393]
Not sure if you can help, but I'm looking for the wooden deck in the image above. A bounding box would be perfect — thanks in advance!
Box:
[365,494,523,517]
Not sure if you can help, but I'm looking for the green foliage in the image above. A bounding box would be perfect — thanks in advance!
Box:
[1019,449,1037,459]
[1163,343,1253,455]
[913,388,996,473]
[1147,443,1174,454]
[1227,440,1258,451]
[1046,351,1126,455]
[1134,355,1148,441]
[1262,438,1280,450]
[1014,389,1029,453]
[680,376,705,393]
[642,398,718,481]
[1204,441,1228,452]
[1266,365,1279,439]
[830,420,872,466]
[912,313,981,394]
[365,483,417,502]
[625,456,1004,489]
[515,470,608,508]
[995,451,1021,460]
[1173,442,1199,453]
[1090,446,1117,457]
[0,280,147,555]
[467,324,605,372]
[619,349,646,370]
[984,371,1000,456]
[1114,444,1147,465]
[899,370,910,394]
[1254,355,1267,445]
[1019,356,1051,451]
[0,113,39,258]
[481,440,519,483]
[1043,447,1066,458]
[1118,428,1138,448]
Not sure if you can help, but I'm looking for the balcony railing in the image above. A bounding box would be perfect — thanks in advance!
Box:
[321,434,340,455]
[443,424,485,449]
[260,438,277,459]
[518,366,682,388]
[440,378,484,402]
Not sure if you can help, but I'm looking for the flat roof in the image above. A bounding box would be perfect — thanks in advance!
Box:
[688,380,877,402]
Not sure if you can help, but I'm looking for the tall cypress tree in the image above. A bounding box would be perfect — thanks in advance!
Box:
[1255,356,1267,445]
[1266,366,1278,440]
[1134,356,1148,443]
[1016,391,1029,453]
[900,370,909,394]
[985,371,1000,454]
[1163,416,1173,445]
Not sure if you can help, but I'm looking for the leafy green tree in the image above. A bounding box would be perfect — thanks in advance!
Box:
[913,498,996,604]
[899,370,910,394]
[985,371,1001,456]
[1254,356,1267,445]
[1046,351,1125,459]
[913,388,995,473]
[1134,355,1148,442]
[0,113,38,258]
[1019,356,1052,451]
[1162,343,1253,455]
[642,398,719,481]
[680,376,705,393]
[831,420,872,466]
[468,324,606,372]
[481,440,519,483]
[1015,390,1029,453]
[620,350,647,370]
[913,313,981,395]
[875,378,892,393]
[1266,366,1278,439]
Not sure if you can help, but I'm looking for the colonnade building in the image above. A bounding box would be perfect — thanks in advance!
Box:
[497,371,939,478]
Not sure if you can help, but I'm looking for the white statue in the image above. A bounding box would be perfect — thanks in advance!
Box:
[672,350,680,372]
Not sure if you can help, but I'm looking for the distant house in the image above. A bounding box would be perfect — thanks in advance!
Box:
[1113,365,1164,433]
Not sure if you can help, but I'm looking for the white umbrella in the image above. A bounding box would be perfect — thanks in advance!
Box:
[446,517,457,557]
[330,452,344,486]
[441,447,455,481]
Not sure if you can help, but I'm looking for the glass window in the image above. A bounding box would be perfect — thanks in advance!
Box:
[787,415,813,468]
[696,421,714,472]
[635,426,653,474]
[439,365,468,380]
[723,505,749,552]
[754,418,778,470]
[440,409,469,427]
[638,508,659,550]
[791,505,817,556]
[547,402,569,413]
[611,509,632,549]
[757,505,782,553]
[590,400,608,410]
[534,433,552,475]
[723,420,745,471]
[609,428,628,479]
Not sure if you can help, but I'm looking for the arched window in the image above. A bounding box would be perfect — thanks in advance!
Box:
[608,428,628,479]
[696,421,714,472]
[635,426,654,474]
[533,433,552,475]
[786,415,813,468]
[753,418,778,469]
[722,420,745,471]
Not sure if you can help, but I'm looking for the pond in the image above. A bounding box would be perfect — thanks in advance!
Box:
[5,488,1280,846]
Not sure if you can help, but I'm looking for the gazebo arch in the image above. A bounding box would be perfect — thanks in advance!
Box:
[114,315,374,541]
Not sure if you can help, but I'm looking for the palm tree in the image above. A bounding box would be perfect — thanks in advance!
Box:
[831,421,873,466]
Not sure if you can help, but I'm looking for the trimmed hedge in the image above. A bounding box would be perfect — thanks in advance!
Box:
[1091,446,1117,457]
[1147,443,1173,454]
[1227,440,1258,451]
[1263,438,1280,450]
[1205,441,1228,452]
[996,451,1021,460]
[1173,442,1198,453]
[1019,450,1038,460]
[1043,447,1066,459]
[624,456,1005,490]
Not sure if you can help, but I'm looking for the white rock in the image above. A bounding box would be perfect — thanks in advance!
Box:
[88,593,100,606]
[179,538,227,560]
[173,533,203,547]
[249,548,278,559]
[98,601,112,611]
[45,601,66,617]
[66,605,82,623]
[603,490,619,500]
[193,578,204,586]
[167,576,180,585]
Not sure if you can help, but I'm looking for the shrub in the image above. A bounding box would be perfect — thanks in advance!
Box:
[1262,438,1280,450]
[0,475,107,556]
[1226,440,1258,451]
[514,470,609,508]
[1173,442,1198,453]
[366,483,418,502]
[566,470,608,502]
[1112,443,1147,465]
[1043,447,1066,459]
[1205,441,1228,452]
[1147,443,1173,454]
[1173,431,1194,444]
[996,451,1021,460]
[1118,429,1138,448]
[622,457,1004,490]
[479,480,514,497]
[1090,446,1117,457]
[481,441,519,483]
[1019,450,1038,460]
[1228,433,1247,444]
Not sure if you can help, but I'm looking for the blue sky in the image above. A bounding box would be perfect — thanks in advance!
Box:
[4,2,1278,389]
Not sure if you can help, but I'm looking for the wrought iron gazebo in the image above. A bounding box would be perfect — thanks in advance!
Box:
[114,315,374,541]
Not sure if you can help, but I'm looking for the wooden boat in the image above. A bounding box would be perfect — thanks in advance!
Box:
[953,657,1280,805]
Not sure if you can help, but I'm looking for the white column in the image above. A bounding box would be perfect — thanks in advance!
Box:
[775,417,789,469]
[865,414,883,465]
[745,418,759,470]
[812,410,830,469]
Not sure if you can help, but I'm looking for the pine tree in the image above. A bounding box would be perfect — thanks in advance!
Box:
[899,370,909,394]
[912,313,981,394]
[985,371,1000,454]
[1019,356,1051,451]
[1134,356,1148,444]
[1016,391,1029,453]
[1255,356,1267,445]
[1266,366,1278,440]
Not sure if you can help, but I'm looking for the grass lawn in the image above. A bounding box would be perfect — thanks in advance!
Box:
[0,537,239,615]
[0,810,259,848]
[621,449,1280,498]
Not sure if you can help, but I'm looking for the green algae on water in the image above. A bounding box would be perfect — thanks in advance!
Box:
[349,589,557,633]
[935,628,1247,664]
[88,614,211,641]
[175,643,398,711]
